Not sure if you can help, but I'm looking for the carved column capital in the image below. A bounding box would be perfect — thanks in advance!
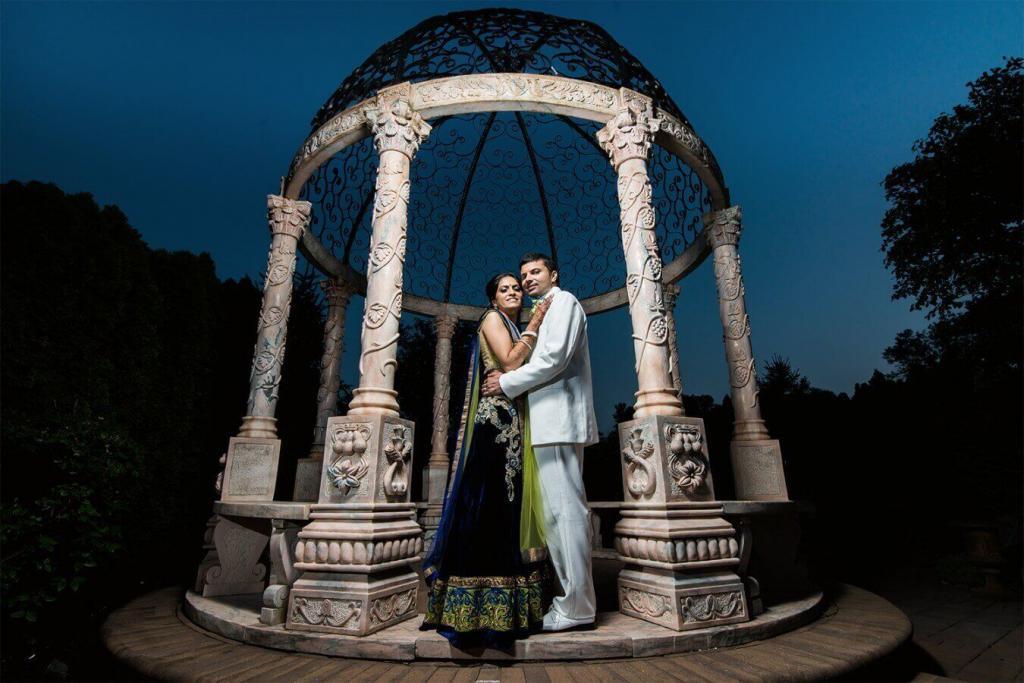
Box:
[321,278,356,309]
[364,86,431,159]
[433,312,458,340]
[597,97,661,170]
[704,206,743,250]
[267,195,312,239]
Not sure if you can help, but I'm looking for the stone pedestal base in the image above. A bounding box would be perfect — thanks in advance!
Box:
[201,515,268,597]
[285,413,421,636]
[220,437,281,502]
[619,568,748,631]
[287,569,418,636]
[730,439,789,501]
[615,500,748,631]
[292,457,322,502]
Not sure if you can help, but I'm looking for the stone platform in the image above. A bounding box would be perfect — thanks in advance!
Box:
[183,587,825,661]
[104,584,911,680]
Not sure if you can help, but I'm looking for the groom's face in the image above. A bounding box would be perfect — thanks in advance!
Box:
[520,260,557,298]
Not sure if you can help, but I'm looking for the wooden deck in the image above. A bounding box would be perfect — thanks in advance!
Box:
[103,584,912,681]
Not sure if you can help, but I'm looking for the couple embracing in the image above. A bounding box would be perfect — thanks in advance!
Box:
[422,252,600,648]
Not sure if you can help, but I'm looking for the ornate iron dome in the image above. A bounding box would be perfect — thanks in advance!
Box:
[297,8,714,309]
[310,8,689,131]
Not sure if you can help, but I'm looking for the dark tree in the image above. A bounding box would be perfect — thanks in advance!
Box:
[878,58,1022,532]
[882,57,1022,383]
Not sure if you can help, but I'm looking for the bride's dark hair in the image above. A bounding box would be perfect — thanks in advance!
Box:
[485,272,521,305]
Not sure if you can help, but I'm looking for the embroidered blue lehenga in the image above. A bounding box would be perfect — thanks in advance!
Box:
[421,309,550,648]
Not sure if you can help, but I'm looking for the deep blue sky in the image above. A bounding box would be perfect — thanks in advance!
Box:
[3,1,1020,430]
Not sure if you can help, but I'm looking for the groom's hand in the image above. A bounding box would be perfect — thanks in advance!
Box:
[482,370,505,397]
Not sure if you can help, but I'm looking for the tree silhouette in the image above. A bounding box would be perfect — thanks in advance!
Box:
[882,57,1022,385]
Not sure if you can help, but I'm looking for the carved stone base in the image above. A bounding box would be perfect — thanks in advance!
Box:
[287,569,418,636]
[201,515,269,597]
[419,503,442,555]
[292,457,322,502]
[615,501,748,631]
[730,439,789,501]
[619,567,748,631]
[220,436,281,502]
[285,413,421,636]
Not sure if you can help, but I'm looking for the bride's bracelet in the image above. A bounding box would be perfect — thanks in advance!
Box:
[521,330,538,339]
[516,337,534,351]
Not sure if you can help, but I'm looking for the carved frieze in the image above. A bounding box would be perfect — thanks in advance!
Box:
[620,587,672,620]
[369,588,417,626]
[290,596,362,629]
[293,534,423,566]
[615,534,739,564]
[681,591,746,624]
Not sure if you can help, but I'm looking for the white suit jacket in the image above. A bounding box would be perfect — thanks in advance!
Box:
[499,287,599,447]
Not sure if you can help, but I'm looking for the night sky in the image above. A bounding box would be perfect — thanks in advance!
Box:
[3,1,1020,431]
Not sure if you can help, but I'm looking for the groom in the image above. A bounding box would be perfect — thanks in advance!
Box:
[482,252,599,631]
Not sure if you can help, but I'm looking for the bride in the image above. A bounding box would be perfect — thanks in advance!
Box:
[421,272,552,648]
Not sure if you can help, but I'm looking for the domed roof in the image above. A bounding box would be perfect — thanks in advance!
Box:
[295,8,720,312]
[310,8,690,132]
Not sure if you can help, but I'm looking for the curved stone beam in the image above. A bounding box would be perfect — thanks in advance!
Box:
[283,74,728,318]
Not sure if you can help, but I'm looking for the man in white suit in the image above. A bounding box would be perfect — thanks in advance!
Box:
[482,253,600,631]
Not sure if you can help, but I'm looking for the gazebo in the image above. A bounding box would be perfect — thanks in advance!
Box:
[188,7,813,659]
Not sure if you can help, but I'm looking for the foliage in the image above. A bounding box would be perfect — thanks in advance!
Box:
[882,56,1022,321]
[0,181,323,679]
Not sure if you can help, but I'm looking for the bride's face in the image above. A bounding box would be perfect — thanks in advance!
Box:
[492,276,523,313]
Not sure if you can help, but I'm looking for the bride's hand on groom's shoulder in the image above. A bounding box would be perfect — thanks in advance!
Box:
[531,297,553,326]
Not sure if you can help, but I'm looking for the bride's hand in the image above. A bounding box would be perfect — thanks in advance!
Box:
[528,298,552,329]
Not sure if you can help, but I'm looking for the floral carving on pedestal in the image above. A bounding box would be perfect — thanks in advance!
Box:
[622,426,656,498]
[326,424,372,495]
[681,591,745,624]
[382,425,413,497]
[664,424,708,494]
[291,597,362,629]
[368,588,416,626]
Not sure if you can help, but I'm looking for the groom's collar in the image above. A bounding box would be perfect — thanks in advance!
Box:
[536,286,560,301]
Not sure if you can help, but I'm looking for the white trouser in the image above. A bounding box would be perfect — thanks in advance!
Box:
[534,443,597,622]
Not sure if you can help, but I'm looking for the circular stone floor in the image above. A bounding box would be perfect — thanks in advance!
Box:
[104,584,912,680]
[182,589,826,662]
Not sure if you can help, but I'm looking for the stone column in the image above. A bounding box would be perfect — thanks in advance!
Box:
[286,83,428,637]
[218,196,308,504]
[705,206,789,501]
[346,85,431,418]
[601,92,748,632]
[420,311,458,552]
[662,282,684,402]
[597,91,683,418]
[238,196,311,439]
[293,279,355,501]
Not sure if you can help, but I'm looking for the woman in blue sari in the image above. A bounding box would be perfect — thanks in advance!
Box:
[421,272,552,648]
